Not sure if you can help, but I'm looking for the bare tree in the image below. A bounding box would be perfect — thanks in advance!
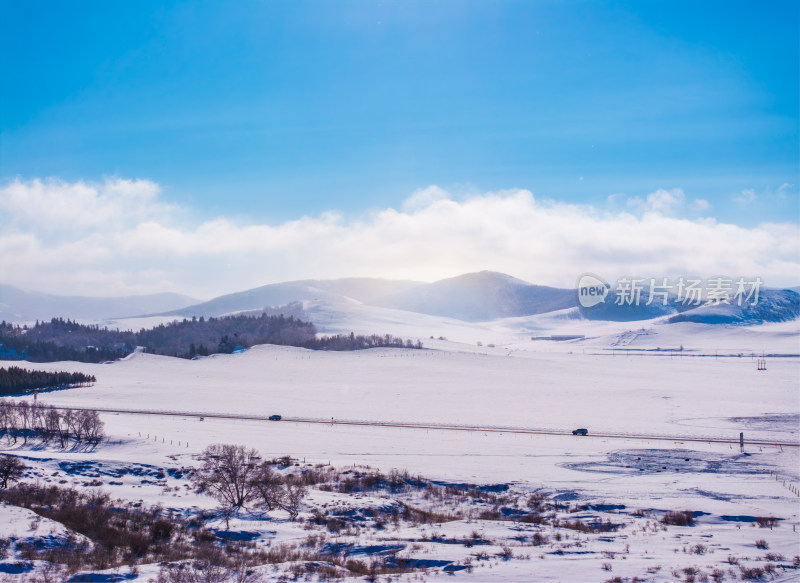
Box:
[16,401,31,444]
[65,408,83,442]
[280,479,307,521]
[0,400,11,440]
[59,408,75,446]
[250,462,284,511]
[44,406,63,445]
[30,401,47,440]
[0,455,25,488]
[0,400,19,444]
[193,444,261,528]
[78,409,105,444]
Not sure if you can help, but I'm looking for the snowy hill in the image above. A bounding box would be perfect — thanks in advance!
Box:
[0,285,198,323]
[168,271,579,322]
[370,271,576,321]
[4,274,799,328]
[666,288,800,325]
[167,277,424,318]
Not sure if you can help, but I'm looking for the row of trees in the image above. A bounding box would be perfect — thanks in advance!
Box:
[304,332,423,351]
[0,399,105,446]
[0,366,96,397]
[137,313,317,358]
[193,444,307,527]
[0,318,135,362]
[0,317,424,364]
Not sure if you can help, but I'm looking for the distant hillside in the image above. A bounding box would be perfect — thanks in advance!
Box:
[0,285,198,323]
[168,273,800,324]
[6,275,799,327]
[167,278,424,318]
[666,289,800,325]
[578,290,687,321]
[371,271,576,322]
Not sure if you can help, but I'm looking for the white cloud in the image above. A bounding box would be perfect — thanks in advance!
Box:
[692,198,711,211]
[776,183,793,199]
[622,188,686,215]
[736,188,757,205]
[645,188,685,215]
[0,177,173,233]
[402,185,450,212]
[0,178,798,297]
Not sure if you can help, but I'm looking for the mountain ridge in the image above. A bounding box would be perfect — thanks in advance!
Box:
[2,274,798,325]
[0,285,199,323]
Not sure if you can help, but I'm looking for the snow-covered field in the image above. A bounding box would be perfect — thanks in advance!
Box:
[1,314,799,582]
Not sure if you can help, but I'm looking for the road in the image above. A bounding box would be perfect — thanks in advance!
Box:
[13,403,798,448]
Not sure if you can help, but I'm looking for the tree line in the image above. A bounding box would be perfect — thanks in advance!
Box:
[0,315,423,363]
[0,314,316,362]
[0,399,105,446]
[0,366,95,397]
[303,332,423,351]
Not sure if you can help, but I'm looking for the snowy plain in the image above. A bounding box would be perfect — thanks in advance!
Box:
[1,304,799,582]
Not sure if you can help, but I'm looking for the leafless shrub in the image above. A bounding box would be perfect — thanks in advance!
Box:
[662,511,695,526]
[30,562,69,583]
[756,516,778,529]
[530,532,549,546]
[154,560,229,583]
[518,512,544,524]
[738,565,765,580]
[557,519,597,533]
[754,539,768,549]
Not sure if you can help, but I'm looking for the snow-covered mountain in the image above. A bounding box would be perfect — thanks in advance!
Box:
[666,288,800,325]
[166,278,425,318]
[163,271,580,322]
[370,271,576,321]
[0,285,198,323]
[4,275,799,326]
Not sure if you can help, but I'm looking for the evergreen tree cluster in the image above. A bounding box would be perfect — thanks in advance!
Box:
[0,314,317,363]
[0,315,423,363]
[0,319,134,363]
[0,366,95,397]
[136,313,316,358]
[304,333,423,351]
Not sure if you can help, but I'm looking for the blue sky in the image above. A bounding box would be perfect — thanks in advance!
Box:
[2,0,797,223]
[0,1,798,296]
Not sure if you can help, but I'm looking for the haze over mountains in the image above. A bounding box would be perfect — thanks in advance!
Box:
[1,271,798,326]
[0,285,198,323]
[166,278,424,319]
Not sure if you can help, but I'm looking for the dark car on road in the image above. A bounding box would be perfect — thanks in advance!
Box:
[572,428,588,436]
[269,414,282,421]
